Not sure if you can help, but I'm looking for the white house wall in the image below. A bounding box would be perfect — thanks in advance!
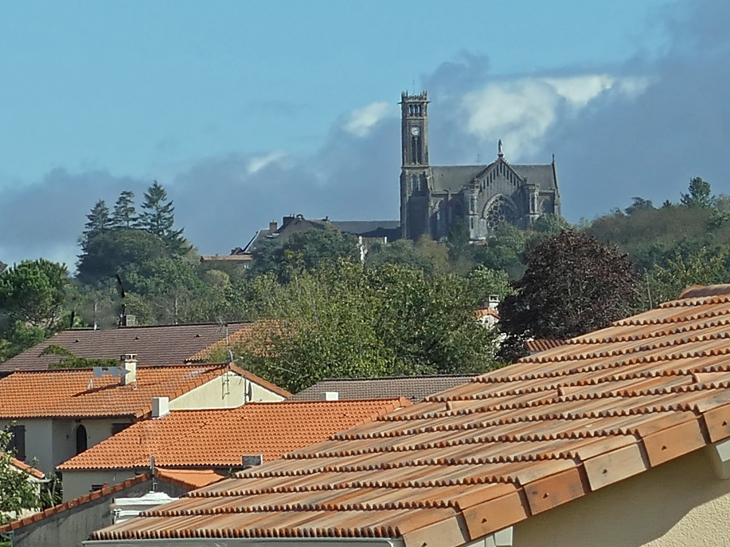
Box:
[62,469,137,502]
[514,448,730,547]
[169,372,284,410]
[0,418,53,474]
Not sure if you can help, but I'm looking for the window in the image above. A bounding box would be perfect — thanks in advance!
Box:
[8,425,26,461]
[111,423,131,435]
[76,425,88,454]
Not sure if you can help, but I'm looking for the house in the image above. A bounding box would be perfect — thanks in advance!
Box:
[0,321,265,377]
[56,398,409,500]
[0,469,221,547]
[289,375,478,402]
[90,284,730,546]
[0,357,290,475]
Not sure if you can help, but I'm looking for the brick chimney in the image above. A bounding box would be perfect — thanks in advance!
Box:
[120,354,137,385]
[269,220,278,233]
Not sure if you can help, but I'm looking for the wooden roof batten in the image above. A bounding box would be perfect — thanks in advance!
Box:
[87,284,730,547]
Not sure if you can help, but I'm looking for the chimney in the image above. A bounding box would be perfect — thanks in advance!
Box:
[320,391,339,401]
[268,220,278,233]
[151,397,169,419]
[120,354,137,385]
[242,454,263,468]
[487,295,500,311]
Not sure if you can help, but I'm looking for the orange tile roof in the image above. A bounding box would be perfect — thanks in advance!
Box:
[58,399,410,470]
[155,468,224,490]
[8,455,44,479]
[526,338,566,352]
[90,285,730,543]
[475,308,499,319]
[0,364,236,419]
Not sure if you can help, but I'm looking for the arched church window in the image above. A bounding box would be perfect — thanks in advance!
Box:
[410,175,418,193]
[485,196,518,231]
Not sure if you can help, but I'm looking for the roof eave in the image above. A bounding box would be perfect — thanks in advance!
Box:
[85,538,405,547]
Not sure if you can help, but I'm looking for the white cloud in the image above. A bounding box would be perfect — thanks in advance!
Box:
[460,74,650,160]
[246,150,288,174]
[344,101,396,137]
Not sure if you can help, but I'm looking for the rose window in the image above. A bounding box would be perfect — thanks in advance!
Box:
[485,196,517,231]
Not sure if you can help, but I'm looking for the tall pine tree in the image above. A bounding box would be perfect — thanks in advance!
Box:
[79,200,111,252]
[136,181,187,253]
[111,190,137,229]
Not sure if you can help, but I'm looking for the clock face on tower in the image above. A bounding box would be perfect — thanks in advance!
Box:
[410,126,420,136]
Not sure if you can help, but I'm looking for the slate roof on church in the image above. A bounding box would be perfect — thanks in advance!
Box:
[431,162,557,194]
[289,375,479,402]
[58,399,409,471]
[0,322,254,375]
[91,284,730,544]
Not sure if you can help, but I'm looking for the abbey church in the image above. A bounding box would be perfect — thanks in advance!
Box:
[400,91,561,241]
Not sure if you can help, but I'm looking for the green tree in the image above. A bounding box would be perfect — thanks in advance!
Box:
[530,213,572,234]
[233,261,501,392]
[644,247,726,307]
[365,239,434,273]
[498,231,639,362]
[250,228,359,282]
[236,265,393,392]
[136,181,186,252]
[76,229,171,285]
[0,259,69,331]
[79,200,111,253]
[370,263,500,375]
[111,190,137,229]
[624,197,654,216]
[474,222,527,278]
[0,427,42,525]
[680,177,714,208]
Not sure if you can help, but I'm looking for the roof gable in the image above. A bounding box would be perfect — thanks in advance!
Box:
[90,286,730,543]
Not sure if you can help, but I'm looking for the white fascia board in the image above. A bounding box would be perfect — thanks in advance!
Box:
[84,537,405,547]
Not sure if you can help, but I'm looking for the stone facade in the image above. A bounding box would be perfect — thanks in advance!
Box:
[400,91,561,241]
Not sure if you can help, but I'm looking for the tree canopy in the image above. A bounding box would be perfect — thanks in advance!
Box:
[498,230,640,362]
[0,427,42,525]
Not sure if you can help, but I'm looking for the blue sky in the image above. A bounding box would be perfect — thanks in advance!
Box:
[1,0,723,266]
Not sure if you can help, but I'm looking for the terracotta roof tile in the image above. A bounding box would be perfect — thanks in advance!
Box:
[526,339,566,352]
[58,399,410,470]
[0,322,255,374]
[0,364,235,419]
[8,455,44,479]
[91,284,730,544]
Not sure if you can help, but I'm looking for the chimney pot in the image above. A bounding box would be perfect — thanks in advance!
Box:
[320,391,339,401]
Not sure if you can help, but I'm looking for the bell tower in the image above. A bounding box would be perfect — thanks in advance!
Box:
[400,91,431,240]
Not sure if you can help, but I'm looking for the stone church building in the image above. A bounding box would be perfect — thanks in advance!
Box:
[400,91,561,241]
